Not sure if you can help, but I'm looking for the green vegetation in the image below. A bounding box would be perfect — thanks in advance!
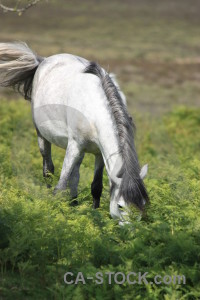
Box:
[0,0,200,299]
[0,100,200,299]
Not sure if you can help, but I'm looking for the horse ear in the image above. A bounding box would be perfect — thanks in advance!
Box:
[140,164,148,179]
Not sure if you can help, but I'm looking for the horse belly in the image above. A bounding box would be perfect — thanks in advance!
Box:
[37,119,68,149]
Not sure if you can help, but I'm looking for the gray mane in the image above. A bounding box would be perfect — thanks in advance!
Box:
[84,62,149,210]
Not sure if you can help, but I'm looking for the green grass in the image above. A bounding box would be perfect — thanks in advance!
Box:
[0,100,200,299]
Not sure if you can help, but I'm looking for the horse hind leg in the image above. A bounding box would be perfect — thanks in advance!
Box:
[36,129,54,188]
[91,154,104,209]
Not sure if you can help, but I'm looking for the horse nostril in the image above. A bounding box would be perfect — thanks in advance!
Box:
[118,204,123,209]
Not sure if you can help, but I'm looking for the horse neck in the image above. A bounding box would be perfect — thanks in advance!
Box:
[97,123,123,188]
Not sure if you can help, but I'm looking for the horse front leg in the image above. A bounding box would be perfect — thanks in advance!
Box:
[54,140,82,195]
[67,153,84,205]
[91,154,104,209]
[36,129,54,188]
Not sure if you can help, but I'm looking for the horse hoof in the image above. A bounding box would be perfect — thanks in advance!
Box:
[53,188,58,196]
[70,199,78,206]
[93,198,100,209]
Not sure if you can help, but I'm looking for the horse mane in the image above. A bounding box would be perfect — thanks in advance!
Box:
[84,62,149,210]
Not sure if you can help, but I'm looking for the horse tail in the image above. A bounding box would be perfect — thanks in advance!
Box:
[84,62,149,210]
[0,42,43,100]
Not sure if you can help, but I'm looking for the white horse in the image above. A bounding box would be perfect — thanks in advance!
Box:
[0,42,149,223]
